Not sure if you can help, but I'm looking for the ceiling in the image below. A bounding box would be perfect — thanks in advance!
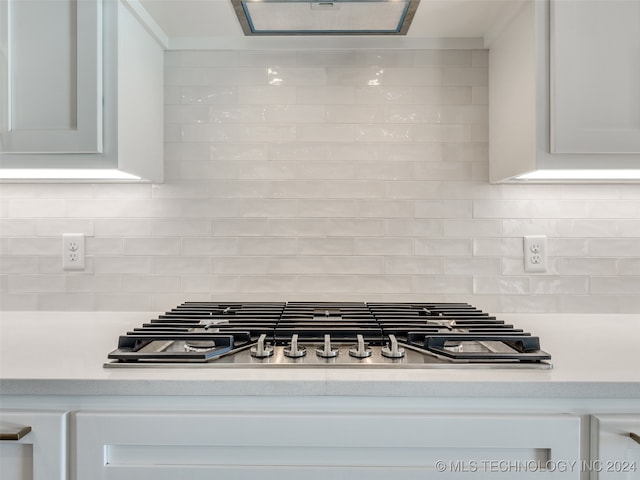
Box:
[138,0,525,49]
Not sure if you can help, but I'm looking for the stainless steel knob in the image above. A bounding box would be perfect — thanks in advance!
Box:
[381,334,405,359]
[284,334,306,358]
[250,333,274,358]
[316,334,339,358]
[349,334,372,359]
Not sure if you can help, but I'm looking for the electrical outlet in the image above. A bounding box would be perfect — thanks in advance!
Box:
[524,235,547,273]
[63,233,85,270]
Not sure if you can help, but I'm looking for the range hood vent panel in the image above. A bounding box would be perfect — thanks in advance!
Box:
[232,0,420,35]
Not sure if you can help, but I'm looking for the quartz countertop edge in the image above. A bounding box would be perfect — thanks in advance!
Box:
[1,312,639,398]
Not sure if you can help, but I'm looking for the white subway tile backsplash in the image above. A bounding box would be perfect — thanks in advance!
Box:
[415,200,472,219]
[356,125,412,143]
[180,51,237,67]
[322,256,384,274]
[298,238,354,255]
[589,238,640,257]
[36,219,94,237]
[443,67,488,86]
[153,256,211,274]
[9,199,65,218]
[265,256,324,274]
[591,276,640,294]
[94,294,153,311]
[355,86,413,105]
[414,50,472,66]
[237,125,296,143]
[214,67,267,86]
[354,237,413,255]
[471,50,489,67]
[530,276,589,295]
[123,275,182,293]
[165,67,214,86]
[384,218,443,237]
[0,219,37,236]
[66,274,122,293]
[385,256,441,275]
[7,237,59,256]
[212,257,269,274]
[556,258,618,276]
[297,86,355,105]
[297,124,355,142]
[180,86,236,105]
[473,199,531,219]
[591,200,640,218]
[9,275,66,293]
[412,86,472,105]
[473,276,530,294]
[0,256,38,274]
[239,51,297,66]
[413,124,471,143]
[3,48,639,312]
[124,238,181,256]
[238,237,298,255]
[182,237,240,256]
[444,257,500,275]
[618,220,640,237]
[94,256,153,274]
[415,238,472,256]
[471,86,489,105]
[267,66,325,86]
[326,105,381,124]
[413,276,473,294]
[38,293,94,311]
[237,86,296,104]
[444,219,501,237]
[383,67,442,86]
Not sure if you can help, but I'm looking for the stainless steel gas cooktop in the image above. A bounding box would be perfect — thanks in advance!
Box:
[104,301,552,369]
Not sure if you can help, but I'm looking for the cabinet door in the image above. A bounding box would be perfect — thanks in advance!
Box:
[551,0,640,154]
[591,414,640,480]
[0,410,67,480]
[76,411,581,480]
[0,0,101,154]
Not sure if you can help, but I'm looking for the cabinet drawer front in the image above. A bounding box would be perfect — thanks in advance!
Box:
[76,411,580,479]
[591,414,640,480]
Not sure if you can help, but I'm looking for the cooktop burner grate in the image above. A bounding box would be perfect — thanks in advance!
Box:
[105,301,552,368]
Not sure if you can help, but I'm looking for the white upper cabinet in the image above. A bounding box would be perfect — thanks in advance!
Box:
[0,0,101,154]
[0,0,165,182]
[489,0,640,182]
[551,0,640,154]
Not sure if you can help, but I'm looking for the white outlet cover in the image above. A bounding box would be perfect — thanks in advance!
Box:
[524,235,547,273]
[63,233,85,270]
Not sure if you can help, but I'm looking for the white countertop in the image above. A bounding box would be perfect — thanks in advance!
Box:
[1,311,639,398]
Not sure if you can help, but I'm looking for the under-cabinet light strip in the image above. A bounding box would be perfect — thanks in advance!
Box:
[0,169,142,180]
[515,169,640,181]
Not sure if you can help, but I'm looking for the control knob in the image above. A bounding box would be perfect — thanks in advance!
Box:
[316,334,339,358]
[349,334,372,359]
[250,333,274,358]
[381,334,405,359]
[284,334,306,358]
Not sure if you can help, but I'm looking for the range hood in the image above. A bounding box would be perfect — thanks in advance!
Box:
[231,0,420,35]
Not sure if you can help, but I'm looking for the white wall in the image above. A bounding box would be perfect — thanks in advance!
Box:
[1,49,640,313]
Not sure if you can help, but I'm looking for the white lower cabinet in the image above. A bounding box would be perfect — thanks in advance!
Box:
[0,410,67,480]
[590,415,640,480]
[75,411,581,480]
